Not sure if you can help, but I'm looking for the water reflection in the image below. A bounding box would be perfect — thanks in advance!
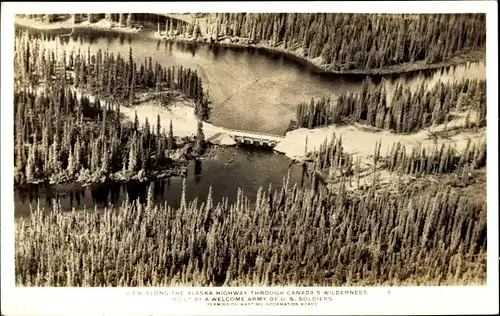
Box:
[118,33,126,45]
[167,40,173,54]
[194,159,202,184]
[190,44,197,57]
[212,44,220,60]
[15,147,311,217]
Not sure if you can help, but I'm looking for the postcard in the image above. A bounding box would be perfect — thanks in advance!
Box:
[1,1,498,315]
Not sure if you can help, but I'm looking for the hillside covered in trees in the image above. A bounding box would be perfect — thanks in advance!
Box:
[201,13,486,73]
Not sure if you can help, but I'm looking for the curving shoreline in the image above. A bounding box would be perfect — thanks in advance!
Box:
[162,35,486,76]
[16,17,486,77]
[152,30,485,76]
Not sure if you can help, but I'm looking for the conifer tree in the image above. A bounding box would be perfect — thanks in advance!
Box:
[26,144,37,183]
[195,120,205,156]
[126,13,133,28]
[167,120,175,150]
[67,147,76,176]
[156,114,161,136]
[119,13,125,27]
[128,134,138,173]
[134,110,139,131]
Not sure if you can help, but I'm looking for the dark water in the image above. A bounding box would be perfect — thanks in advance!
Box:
[14,26,486,216]
[14,146,310,217]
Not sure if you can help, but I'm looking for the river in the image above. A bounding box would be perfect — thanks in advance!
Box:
[13,26,486,216]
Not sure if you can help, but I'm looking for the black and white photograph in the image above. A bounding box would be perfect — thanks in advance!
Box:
[1,2,498,315]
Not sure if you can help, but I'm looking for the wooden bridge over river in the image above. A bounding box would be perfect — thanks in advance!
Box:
[224,129,285,148]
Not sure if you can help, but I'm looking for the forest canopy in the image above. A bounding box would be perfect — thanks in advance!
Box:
[205,13,486,71]
[13,31,209,185]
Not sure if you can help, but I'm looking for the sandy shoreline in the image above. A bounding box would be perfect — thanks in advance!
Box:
[125,100,485,164]
[48,81,486,176]
[275,117,485,160]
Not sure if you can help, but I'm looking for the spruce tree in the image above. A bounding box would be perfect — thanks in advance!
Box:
[156,114,161,136]
[195,120,205,156]
[67,147,76,176]
[119,13,125,27]
[126,13,133,28]
[134,110,139,131]
[128,134,138,173]
[26,144,36,183]
[167,120,175,150]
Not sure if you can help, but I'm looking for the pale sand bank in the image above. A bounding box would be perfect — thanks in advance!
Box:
[125,102,485,167]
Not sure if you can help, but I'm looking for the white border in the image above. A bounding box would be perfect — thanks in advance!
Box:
[1,2,498,315]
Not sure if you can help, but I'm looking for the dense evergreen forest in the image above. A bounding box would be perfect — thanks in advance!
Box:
[14,87,194,185]
[14,31,208,185]
[204,13,486,71]
[291,78,486,133]
[16,169,486,286]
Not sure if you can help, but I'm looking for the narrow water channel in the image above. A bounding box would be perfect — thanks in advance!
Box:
[14,145,310,217]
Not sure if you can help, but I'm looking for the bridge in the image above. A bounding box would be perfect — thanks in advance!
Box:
[225,129,285,148]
